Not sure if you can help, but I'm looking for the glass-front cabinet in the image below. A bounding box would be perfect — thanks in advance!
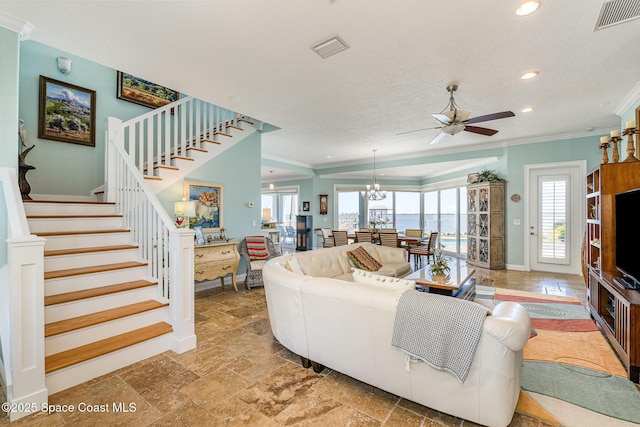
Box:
[466,182,505,269]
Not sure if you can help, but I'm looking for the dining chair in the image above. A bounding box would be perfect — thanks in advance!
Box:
[379,232,400,248]
[332,230,349,246]
[401,229,423,248]
[379,228,397,233]
[355,231,373,243]
[409,231,438,267]
[321,228,334,248]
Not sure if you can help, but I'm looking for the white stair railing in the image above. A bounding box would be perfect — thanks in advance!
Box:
[119,97,242,177]
[0,167,47,422]
[105,118,197,353]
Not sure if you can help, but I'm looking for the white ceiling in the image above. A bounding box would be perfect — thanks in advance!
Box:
[3,1,640,183]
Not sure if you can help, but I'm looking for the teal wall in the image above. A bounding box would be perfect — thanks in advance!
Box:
[157,132,263,274]
[18,40,150,197]
[0,26,21,266]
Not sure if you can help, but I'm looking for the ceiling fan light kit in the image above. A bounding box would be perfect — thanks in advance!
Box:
[516,0,541,16]
[398,84,515,145]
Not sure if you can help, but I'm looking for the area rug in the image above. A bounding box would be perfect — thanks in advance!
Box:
[474,285,640,427]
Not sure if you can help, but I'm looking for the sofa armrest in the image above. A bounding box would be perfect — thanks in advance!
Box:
[483,302,531,351]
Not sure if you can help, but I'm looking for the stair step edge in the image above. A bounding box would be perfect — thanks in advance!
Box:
[36,229,129,237]
[45,300,168,337]
[45,261,147,280]
[45,245,138,257]
[45,279,157,306]
[45,322,173,374]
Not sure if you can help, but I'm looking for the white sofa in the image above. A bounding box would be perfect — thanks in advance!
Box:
[262,243,531,427]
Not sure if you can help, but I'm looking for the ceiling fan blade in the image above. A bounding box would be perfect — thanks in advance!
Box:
[428,132,447,145]
[396,126,439,136]
[432,113,452,125]
[464,125,498,136]
[464,111,515,125]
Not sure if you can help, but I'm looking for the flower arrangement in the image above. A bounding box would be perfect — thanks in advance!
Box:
[429,249,451,276]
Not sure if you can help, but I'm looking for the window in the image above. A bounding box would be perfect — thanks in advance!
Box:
[337,191,360,231]
[395,192,421,231]
[261,188,299,228]
[423,186,467,255]
[539,177,568,262]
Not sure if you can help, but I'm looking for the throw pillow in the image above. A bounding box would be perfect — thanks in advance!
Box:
[352,268,416,288]
[285,256,307,275]
[347,246,382,272]
[245,236,270,260]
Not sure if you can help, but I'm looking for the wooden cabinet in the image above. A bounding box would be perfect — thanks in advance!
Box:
[194,241,240,291]
[586,163,640,383]
[296,215,312,251]
[466,181,505,269]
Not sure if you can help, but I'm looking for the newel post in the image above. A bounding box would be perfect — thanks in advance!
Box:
[169,228,196,353]
[104,117,123,203]
[7,234,48,421]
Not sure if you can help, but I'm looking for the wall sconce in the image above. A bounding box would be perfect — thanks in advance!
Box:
[57,56,72,74]
[174,199,197,228]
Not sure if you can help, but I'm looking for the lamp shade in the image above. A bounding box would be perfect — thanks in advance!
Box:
[174,200,197,217]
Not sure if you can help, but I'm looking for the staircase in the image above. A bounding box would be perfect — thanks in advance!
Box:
[24,200,174,394]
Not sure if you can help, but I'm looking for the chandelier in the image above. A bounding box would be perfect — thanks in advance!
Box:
[361,149,386,201]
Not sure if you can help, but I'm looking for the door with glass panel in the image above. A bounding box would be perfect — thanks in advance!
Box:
[527,163,584,274]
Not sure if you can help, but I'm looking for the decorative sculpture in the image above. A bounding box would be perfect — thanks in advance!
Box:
[18,119,36,200]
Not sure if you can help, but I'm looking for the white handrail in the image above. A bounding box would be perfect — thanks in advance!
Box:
[119,96,242,178]
[105,118,196,353]
[0,167,48,421]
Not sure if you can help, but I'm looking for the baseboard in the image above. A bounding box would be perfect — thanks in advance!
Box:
[194,273,247,293]
[505,264,527,271]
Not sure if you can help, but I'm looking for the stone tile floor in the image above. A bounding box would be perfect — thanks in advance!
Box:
[1,267,590,426]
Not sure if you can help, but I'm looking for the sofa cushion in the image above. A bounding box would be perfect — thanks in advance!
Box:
[378,261,413,278]
[246,236,270,260]
[285,256,308,275]
[347,246,382,272]
[352,268,416,289]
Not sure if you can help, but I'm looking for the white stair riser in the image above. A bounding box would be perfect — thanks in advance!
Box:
[24,203,117,216]
[45,306,169,356]
[45,267,149,295]
[45,286,159,323]
[45,249,140,271]
[42,232,131,251]
[46,333,172,394]
[29,217,123,233]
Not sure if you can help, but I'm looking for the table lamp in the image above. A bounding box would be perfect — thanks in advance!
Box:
[174,200,197,228]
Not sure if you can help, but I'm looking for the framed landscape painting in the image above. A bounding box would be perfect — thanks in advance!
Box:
[183,180,223,232]
[38,76,96,147]
[117,71,179,109]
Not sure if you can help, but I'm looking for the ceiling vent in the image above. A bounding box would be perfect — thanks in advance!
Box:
[595,0,640,30]
[311,36,349,59]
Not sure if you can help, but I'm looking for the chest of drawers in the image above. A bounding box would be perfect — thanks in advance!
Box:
[194,241,240,291]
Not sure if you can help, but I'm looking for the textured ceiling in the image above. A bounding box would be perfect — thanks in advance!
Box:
[2,0,640,182]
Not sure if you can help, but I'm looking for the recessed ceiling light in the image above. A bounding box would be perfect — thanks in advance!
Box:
[516,0,540,16]
[326,155,332,159]
[521,106,534,113]
[520,71,539,80]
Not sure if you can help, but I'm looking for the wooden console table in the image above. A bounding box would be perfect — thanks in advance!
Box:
[194,241,240,291]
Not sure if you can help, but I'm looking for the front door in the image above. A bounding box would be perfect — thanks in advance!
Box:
[526,162,585,275]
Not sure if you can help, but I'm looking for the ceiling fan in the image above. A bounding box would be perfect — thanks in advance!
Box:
[397,85,515,145]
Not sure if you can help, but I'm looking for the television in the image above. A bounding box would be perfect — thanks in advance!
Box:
[615,188,640,289]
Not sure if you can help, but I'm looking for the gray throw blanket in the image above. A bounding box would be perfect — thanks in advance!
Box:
[391,289,490,382]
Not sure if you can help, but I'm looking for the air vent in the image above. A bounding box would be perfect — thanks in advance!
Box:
[595,0,640,30]
[311,36,349,59]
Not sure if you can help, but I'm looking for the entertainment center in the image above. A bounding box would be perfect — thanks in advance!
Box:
[586,162,640,383]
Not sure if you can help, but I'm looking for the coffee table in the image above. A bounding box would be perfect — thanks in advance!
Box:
[404,258,476,300]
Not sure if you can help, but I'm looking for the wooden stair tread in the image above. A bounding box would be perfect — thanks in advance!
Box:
[214,131,232,138]
[186,147,208,153]
[227,125,243,131]
[27,214,122,219]
[23,200,115,205]
[45,300,168,337]
[45,322,172,373]
[36,229,128,237]
[45,261,147,280]
[45,279,157,306]
[239,118,254,125]
[201,139,221,145]
[171,155,194,161]
[45,245,138,257]
[143,176,162,181]
[154,165,179,171]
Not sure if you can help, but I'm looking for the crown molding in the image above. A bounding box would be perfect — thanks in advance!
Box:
[0,11,35,40]
[614,80,640,116]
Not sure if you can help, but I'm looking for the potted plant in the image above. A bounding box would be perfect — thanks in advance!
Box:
[470,168,505,184]
[429,249,451,276]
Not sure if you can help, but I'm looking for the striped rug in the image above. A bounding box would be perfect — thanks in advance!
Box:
[475,285,640,427]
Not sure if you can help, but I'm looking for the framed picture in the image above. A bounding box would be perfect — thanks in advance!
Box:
[38,76,96,147]
[117,71,179,109]
[194,226,206,246]
[467,173,479,184]
[302,201,310,212]
[183,180,223,232]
